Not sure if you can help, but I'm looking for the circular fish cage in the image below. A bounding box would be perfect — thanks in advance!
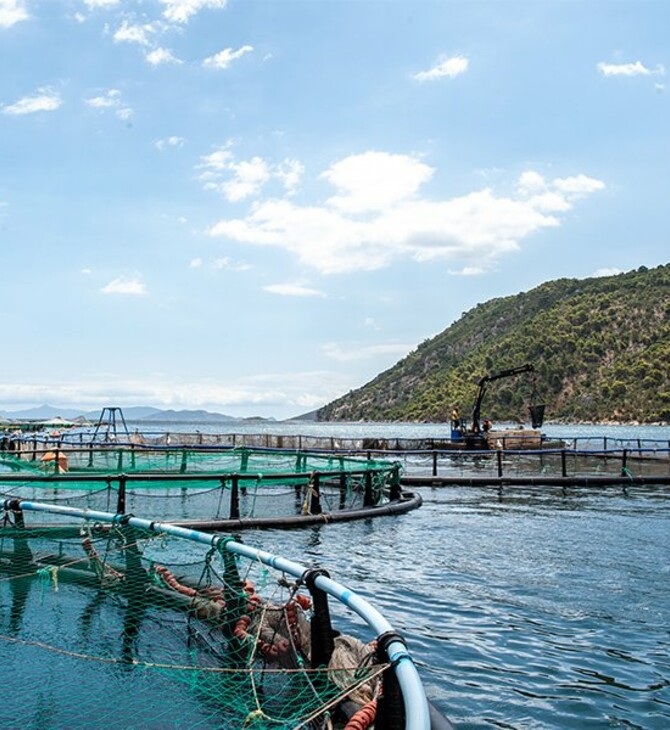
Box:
[0,445,421,531]
[0,499,439,729]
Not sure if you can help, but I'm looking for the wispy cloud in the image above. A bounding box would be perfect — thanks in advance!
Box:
[263,283,325,297]
[203,44,253,70]
[84,0,121,8]
[113,20,155,46]
[101,277,147,296]
[2,88,62,115]
[208,152,605,275]
[597,61,665,77]
[160,0,228,24]
[146,47,182,66]
[0,0,29,28]
[198,149,303,202]
[84,88,132,120]
[413,54,469,81]
[448,266,487,277]
[155,135,186,150]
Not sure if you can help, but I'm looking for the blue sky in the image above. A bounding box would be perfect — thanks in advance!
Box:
[0,0,667,419]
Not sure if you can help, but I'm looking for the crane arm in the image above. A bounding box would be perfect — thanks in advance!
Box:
[471,363,534,433]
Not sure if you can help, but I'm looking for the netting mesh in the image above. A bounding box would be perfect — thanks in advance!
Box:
[1,445,394,477]
[0,448,400,525]
[0,514,387,729]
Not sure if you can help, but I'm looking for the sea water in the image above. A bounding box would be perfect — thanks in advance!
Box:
[159,422,670,728]
[125,421,669,728]
[3,422,670,728]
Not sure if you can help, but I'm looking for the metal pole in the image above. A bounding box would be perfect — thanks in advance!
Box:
[229,476,240,520]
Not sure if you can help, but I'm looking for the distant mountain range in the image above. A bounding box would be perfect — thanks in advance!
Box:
[0,405,276,423]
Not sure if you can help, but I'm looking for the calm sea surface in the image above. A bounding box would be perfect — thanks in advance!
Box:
[125,421,670,728]
[4,421,670,728]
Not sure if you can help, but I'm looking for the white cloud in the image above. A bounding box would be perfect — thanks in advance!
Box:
[414,54,469,82]
[517,170,546,194]
[160,0,227,24]
[322,342,413,362]
[146,47,182,66]
[203,45,253,70]
[208,153,606,275]
[2,88,62,115]
[85,88,121,108]
[597,61,665,77]
[552,174,606,196]
[190,257,203,268]
[263,283,325,297]
[155,135,186,150]
[81,267,92,275]
[199,151,272,202]
[0,370,352,418]
[101,277,147,295]
[85,88,132,120]
[448,266,487,276]
[322,151,433,213]
[0,0,28,28]
[113,20,155,46]
[276,159,304,195]
[84,0,120,7]
[199,148,232,171]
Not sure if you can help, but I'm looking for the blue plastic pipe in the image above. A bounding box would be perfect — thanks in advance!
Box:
[6,499,431,730]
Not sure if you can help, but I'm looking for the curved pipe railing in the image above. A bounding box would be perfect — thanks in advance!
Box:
[3,498,431,730]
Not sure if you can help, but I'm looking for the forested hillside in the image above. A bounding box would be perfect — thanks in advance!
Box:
[317,264,670,424]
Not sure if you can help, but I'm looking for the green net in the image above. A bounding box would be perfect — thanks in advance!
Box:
[0,447,402,526]
[0,510,388,729]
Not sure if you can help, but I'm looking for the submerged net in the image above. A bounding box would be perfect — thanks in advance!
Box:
[0,506,391,729]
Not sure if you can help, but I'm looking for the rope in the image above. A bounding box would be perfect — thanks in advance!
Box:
[0,632,387,676]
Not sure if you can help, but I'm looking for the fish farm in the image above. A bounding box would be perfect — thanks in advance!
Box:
[0,443,419,530]
[0,499,436,729]
[1,417,669,729]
